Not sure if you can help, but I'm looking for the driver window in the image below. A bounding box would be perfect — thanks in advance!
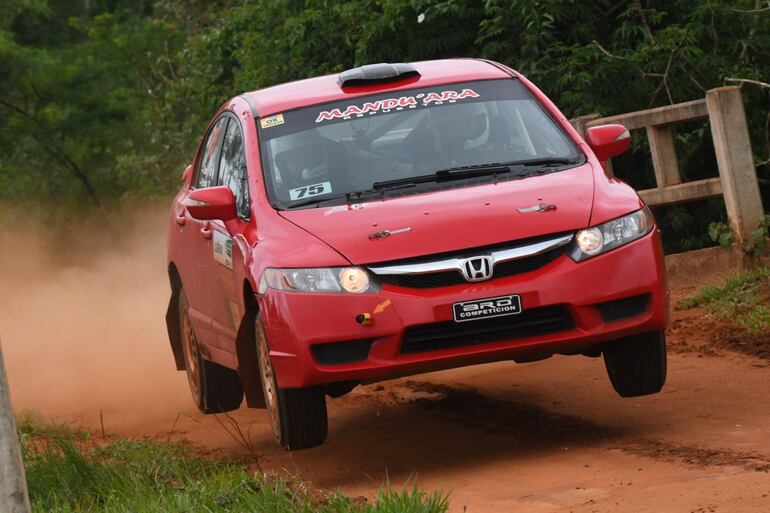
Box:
[197,117,228,188]
[218,117,250,219]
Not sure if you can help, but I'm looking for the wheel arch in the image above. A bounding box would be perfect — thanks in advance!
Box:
[235,279,267,408]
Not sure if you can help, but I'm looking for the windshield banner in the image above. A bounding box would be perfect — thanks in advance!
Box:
[315,88,480,123]
[258,79,529,141]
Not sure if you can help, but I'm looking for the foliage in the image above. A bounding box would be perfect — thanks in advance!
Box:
[706,214,770,255]
[707,221,736,249]
[744,214,770,256]
[676,266,770,333]
[20,423,449,513]
[1,3,181,208]
[0,0,768,247]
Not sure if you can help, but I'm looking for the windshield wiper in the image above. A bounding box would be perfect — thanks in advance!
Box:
[372,162,514,190]
[370,157,582,190]
[285,193,351,209]
[510,156,582,168]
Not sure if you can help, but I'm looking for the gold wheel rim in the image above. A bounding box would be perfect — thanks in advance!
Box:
[180,298,202,403]
[256,322,281,440]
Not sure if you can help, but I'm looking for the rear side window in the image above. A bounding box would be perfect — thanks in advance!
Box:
[197,117,228,188]
[218,119,250,219]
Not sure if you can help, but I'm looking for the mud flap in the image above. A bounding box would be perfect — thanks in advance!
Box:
[235,308,267,409]
[165,290,186,371]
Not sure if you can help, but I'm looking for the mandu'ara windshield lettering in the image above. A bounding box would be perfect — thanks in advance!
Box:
[314,88,480,123]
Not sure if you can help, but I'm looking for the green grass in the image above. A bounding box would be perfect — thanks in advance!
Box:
[16,410,89,441]
[676,266,770,333]
[19,418,448,513]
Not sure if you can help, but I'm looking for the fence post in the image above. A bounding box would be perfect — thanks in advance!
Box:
[646,125,682,188]
[706,86,765,242]
[0,341,31,513]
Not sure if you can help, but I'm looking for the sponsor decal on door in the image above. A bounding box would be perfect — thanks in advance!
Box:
[213,230,233,270]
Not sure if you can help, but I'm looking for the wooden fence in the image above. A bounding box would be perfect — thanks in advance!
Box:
[572,86,764,243]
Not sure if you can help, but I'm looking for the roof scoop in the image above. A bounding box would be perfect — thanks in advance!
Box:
[338,63,420,88]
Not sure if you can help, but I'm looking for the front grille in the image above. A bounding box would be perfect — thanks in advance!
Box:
[596,294,650,323]
[376,244,569,289]
[400,305,574,354]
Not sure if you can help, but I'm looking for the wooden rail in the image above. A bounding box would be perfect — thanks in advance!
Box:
[572,86,764,242]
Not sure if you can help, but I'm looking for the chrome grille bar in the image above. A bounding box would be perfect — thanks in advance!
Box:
[367,233,573,276]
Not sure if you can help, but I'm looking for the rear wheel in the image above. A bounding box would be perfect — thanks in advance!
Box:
[603,330,667,397]
[178,288,243,412]
[255,316,327,450]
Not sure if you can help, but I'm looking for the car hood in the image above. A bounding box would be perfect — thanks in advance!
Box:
[277,164,595,265]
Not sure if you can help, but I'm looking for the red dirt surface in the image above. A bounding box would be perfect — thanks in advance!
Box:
[2,210,770,512]
[668,307,770,362]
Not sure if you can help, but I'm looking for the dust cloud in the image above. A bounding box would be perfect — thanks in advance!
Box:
[0,205,195,434]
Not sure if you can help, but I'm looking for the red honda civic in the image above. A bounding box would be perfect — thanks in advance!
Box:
[166,59,669,450]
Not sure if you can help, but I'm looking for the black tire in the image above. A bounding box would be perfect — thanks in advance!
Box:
[255,316,327,450]
[603,330,667,398]
[178,288,243,413]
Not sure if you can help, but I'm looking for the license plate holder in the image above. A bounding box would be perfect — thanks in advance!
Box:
[452,294,522,323]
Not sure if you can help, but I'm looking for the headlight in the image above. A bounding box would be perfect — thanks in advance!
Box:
[571,207,655,261]
[259,267,379,294]
[338,267,370,293]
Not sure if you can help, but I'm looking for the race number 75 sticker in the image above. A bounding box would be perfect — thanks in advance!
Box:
[289,181,332,200]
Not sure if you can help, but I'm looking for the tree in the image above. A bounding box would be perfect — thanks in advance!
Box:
[0,0,767,248]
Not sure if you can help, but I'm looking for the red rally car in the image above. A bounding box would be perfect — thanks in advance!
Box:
[166,59,669,450]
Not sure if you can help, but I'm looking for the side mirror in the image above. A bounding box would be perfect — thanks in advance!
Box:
[184,186,237,221]
[586,124,631,161]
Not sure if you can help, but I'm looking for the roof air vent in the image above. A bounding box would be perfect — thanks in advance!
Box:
[338,63,420,88]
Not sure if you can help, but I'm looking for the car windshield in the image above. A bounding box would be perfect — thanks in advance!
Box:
[258,79,582,209]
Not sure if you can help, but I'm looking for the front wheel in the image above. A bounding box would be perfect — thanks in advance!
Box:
[603,330,667,398]
[255,316,327,450]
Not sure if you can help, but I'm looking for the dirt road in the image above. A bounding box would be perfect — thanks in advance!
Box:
[161,339,770,513]
[2,213,769,512]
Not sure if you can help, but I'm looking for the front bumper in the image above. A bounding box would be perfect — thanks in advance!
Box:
[259,229,669,388]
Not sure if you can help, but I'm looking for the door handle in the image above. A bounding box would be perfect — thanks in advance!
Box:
[175,214,186,226]
[200,222,212,239]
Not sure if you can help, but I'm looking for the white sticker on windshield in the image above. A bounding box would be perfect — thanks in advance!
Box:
[289,181,332,201]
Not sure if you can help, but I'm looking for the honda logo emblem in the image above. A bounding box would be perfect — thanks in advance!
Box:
[460,256,493,282]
